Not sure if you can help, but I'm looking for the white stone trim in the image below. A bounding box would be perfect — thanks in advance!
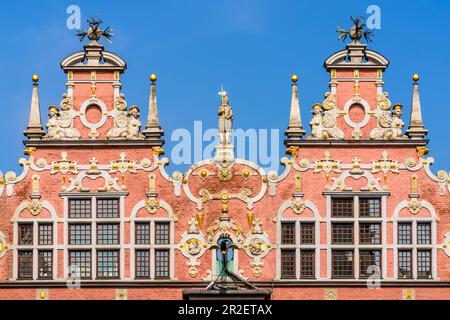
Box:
[276,198,321,280]
[129,199,176,280]
[12,201,59,281]
[343,97,371,129]
[392,199,438,280]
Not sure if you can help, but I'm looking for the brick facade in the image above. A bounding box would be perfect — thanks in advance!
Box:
[1,21,450,300]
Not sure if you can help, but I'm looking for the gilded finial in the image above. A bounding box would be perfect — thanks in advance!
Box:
[291,74,298,83]
[413,73,420,83]
[150,73,157,83]
[32,74,39,83]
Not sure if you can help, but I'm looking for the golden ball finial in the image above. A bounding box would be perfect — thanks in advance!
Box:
[413,73,420,82]
[32,74,39,83]
[291,74,298,83]
[150,73,157,82]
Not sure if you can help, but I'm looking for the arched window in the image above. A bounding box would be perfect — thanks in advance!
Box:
[12,201,58,280]
[393,200,437,280]
[276,199,321,280]
[130,199,175,280]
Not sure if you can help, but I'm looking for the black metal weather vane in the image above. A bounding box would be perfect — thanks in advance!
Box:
[337,16,374,43]
[77,18,113,44]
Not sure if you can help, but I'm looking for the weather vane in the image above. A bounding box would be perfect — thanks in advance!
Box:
[337,16,374,43]
[77,18,113,44]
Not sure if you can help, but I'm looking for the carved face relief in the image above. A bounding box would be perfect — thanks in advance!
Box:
[145,199,160,214]
[407,199,422,215]
[27,200,43,216]
[291,199,306,215]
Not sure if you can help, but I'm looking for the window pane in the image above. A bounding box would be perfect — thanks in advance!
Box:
[155,222,170,245]
[97,250,119,278]
[69,250,91,278]
[69,199,91,218]
[332,223,353,244]
[331,198,353,217]
[398,223,412,245]
[417,250,432,279]
[300,250,315,278]
[38,224,53,245]
[19,224,33,245]
[300,223,315,244]
[359,223,381,244]
[155,249,170,279]
[359,199,381,217]
[38,251,53,279]
[281,223,295,245]
[281,249,296,279]
[359,250,381,278]
[417,223,431,245]
[97,223,119,245]
[135,250,150,278]
[136,223,150,245]
[398,250,412,278]
[332,250,354,278]
[18,250,33,279]
[97,199,119,218]
[69,224,91,245]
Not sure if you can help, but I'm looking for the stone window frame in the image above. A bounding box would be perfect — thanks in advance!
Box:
[130,217,174,280]
[13,219,57,281]
[393,217,437,280]
[276,201,321,281]
[324,192,389,280]
[62,193,126,280]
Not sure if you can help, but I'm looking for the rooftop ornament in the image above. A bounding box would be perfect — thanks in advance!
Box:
[337,16,374,43]
[76,18,113,45]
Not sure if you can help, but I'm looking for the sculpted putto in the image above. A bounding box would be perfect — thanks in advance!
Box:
[308,92,344,140]
[107,94,145,140]
[58,94,81,140]
[107,94,129,140]
[43,94,80,140]
[126,106,145,140]
[369,99,407,140]
[44,106,63,140]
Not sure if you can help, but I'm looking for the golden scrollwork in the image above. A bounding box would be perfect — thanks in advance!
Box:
[416,146,429,158]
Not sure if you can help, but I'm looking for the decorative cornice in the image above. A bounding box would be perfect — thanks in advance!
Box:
[0,280,447,288]
[284,139,428,147]
[23,139,165,147]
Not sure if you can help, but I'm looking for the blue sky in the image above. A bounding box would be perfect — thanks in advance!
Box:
[1,0,450,174]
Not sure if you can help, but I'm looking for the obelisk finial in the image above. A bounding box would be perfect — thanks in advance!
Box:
[406,73,428,140]
[285,74,306,143]
[142,73,164,143]
[23,74,45,140]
